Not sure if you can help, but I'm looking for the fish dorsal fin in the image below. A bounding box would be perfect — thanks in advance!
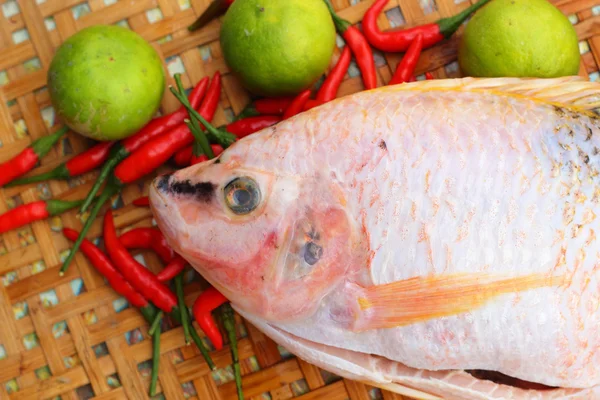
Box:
[381,76,600,111]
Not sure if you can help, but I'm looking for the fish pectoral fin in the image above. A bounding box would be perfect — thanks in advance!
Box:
[382,76,600,111]
[349,273,565,332]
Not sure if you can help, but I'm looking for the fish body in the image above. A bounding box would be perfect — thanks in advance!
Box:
[150,77,600,399]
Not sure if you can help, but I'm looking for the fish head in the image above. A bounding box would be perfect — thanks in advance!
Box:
[149,150,359,323]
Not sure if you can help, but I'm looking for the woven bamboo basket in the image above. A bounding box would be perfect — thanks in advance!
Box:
[0,0,597,399]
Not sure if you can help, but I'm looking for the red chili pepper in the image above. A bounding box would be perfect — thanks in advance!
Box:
[6,141,114,187]
[117,124,195,184]
[103,210,177,313]
[254,97,294,115]
[389,34,424,85]
[174,146,193,167]
[193,72,222,134]
[63,228,149,308]
[60,74,227,277]
[362,0,490,53]
[0,198,85,234]
[188,0,234,32]
[425,72,435,80]
[303,99,325,112]
[132,196,150,207]
[122,77,210,153]
[235,97,294,120]
[79,77,210,214]
[190,154,208,165]
[156,255,187,283]
[114,72,223,183]
[192,286,228,350]
[119,227,174,264]
[0,126,68,187]
[283,90,312,120]
[174,144,223,167]
[114,73,222,185]
[226,115,281,139]
[316,46,351,103]
[190,145,222,166]
[60,74,226,277]
[324,1,377,90]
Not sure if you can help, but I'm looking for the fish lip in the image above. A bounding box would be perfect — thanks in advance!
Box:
[149,174,183,248]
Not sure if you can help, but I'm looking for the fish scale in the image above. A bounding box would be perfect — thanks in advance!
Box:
[151,77,600,399]
[332,90,600,386]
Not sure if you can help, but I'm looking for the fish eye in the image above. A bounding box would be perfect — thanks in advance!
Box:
[224,177,261,215]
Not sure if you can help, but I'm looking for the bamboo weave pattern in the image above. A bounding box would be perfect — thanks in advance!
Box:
[0,0,598,399]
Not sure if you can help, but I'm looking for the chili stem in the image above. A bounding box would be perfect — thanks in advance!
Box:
[232,105,260,121]
[169,307,216,370]
[139,304,159,324]
[168,78,235,149]
[175,272,191,345]
[222,303,244,400]
[33,126,69,158]
[5,165,69,187]
[149,310,164,336]
[150,323,161,396]
[189,321,215,370]
[185,119,211,159]
[80,149,122,213]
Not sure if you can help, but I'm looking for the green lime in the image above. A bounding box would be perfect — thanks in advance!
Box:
[220,0,336,97]
[48,25,165,141]
[458,0,580,78]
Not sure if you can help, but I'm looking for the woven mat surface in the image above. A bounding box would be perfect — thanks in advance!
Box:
[0,0,598,399]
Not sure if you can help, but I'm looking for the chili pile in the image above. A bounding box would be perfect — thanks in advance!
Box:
[62,228,152,312]
[104,209,216,368]
[63,227,161,396]
[103,210,177,313]
[79,77,210,214]
[59,74,225,275]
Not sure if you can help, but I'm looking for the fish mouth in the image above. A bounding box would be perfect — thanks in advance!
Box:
[149,173,188,252]
[150,173,171,206]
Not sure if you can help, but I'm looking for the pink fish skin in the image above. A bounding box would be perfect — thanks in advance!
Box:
[150,77,600,399]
